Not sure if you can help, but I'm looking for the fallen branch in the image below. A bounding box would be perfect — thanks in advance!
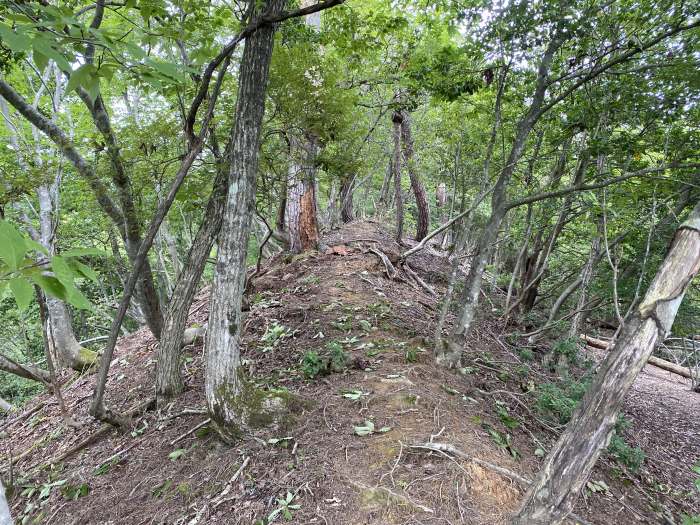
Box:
[368,247,398,279]
[410,442,530,486]
[170,418,212,446]
[46,397,156,467]
[212,456,251,509]
[580,334,694,379]
[401,262,436,297]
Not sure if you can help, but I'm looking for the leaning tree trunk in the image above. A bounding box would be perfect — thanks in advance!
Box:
[392,113,404,243]
[513,200,700,525]
[156,152,228,397]
[205,0,284,441]
[0,479,11,525]
[450,37,559,338]
[399,110,430,241]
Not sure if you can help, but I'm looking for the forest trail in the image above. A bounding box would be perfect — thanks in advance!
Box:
[2,221,698,525]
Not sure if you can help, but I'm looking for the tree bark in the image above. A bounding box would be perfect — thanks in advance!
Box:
[205,0,284,440]
[451,37,561,338]
[0,479,12,525]
[392,113,404,243]
[513,200,700,524]
[399,110,430,241]
[156,149,229,397]
[286,134,321,252]
[0,353,50,383]
[339,175,354,223]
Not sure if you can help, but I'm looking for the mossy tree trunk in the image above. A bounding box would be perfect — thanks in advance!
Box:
[205,0,285,440]
[513,200,700,524]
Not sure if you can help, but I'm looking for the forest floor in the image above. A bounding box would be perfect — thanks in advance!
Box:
[2,220,699,525]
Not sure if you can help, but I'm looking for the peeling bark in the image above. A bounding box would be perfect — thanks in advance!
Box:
[513,200,700,524]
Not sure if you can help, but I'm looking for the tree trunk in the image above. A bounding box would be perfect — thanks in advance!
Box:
[0,479,12,525]
[286,135,321,253]
[205,0,284,441]
[399,110,430,241]
[339,175,354,223]
[451,38,560,338]
[392,113,404,243]
[156,151,228,397]
[513,200,700,525]
[377,157,393,214]
[567,220,602,339]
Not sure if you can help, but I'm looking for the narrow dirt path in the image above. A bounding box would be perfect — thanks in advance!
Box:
[623,364,700,505]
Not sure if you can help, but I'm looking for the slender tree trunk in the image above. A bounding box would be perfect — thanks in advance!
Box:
[567,219,602,339]
[156,152,229,397]
[392,113,404,243]
[2,91,96,371]
[513,200,700,524]
[377,157,393,214]
[399,110,430,241]
[451,38,560,338]
[205,0,284,440]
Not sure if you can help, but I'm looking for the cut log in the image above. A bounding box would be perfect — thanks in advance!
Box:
[580,334,694,379]
[646,355,693,379]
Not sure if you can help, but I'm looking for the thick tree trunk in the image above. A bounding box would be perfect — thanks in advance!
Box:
[513,201,700,524]
[392,114,404,243]
[286,135,321,253]
[205,0,284,440]
[156,154,228,397]
[399,110,430,241]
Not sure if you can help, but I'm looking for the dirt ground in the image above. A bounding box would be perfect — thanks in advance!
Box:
[2,220,699,524]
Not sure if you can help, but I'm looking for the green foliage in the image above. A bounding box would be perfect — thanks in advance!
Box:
[257,491,301,524]
[300,351,324,379]
[300,341,348,379]
[607,434,645,472]
[260,322,295,352]
[535,377,591,425]
[0,220,103,311]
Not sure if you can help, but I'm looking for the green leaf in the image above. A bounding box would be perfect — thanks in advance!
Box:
[31,36,71,71]
[169,448,186,461]
[9,277,33,310]
[65,64,97,94]
[353,420,375,436]
[0,221,28,270]
[33,50,49,72]
[67,259,99,282]
[0,23,32,52]
[30,274,69,301]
